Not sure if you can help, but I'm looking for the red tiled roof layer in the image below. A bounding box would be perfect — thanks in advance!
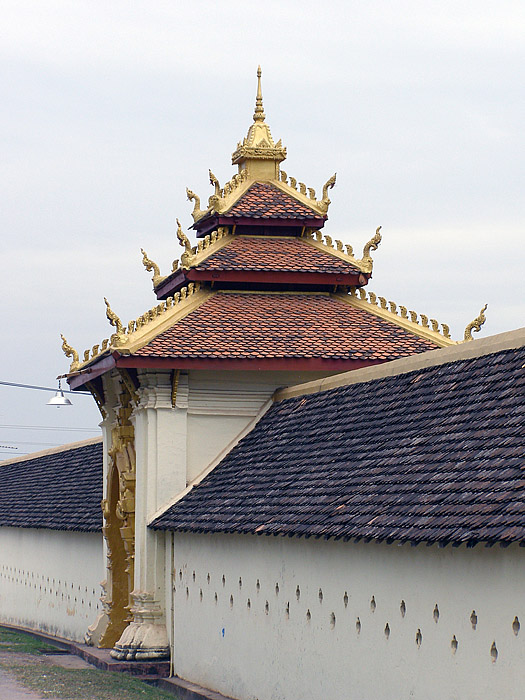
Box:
[195,236,360,274]
[134,293,438,360]
[225,182,322,219]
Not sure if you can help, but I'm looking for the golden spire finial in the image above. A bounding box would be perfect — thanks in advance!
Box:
[253,65,265,122]
[231,67,286,178]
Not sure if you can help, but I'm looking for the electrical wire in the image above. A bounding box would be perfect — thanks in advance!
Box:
[0,441,62,447]
[0,380,90,396]
[0,424,99,432]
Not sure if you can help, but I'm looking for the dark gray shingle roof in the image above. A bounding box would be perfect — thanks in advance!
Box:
[0,439,103,532]
[152,347,525,545]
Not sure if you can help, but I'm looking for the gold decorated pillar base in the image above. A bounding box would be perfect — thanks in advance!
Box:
[110,590,169,660]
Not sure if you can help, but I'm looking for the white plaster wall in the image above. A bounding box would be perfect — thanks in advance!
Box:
[171,533,525,700]
[0,527,104,642]
[185,371,331,484]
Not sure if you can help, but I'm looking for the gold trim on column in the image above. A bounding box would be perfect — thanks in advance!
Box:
[98,382,137,648]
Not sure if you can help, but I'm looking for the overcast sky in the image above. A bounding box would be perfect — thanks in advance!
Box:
[1,0,523,455]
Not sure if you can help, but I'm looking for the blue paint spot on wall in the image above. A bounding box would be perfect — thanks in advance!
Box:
[221,627,225,637]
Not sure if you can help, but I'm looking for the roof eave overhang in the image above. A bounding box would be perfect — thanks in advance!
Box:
[155,269,369,300]
[67,352,386,389]
[115,356,386,372]
[193,215,326,236]
[67,354,117,391]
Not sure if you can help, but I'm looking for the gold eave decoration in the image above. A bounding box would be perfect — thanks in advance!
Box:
[339,289,489,346]
[302,226,382,274]
[339,287,455,347]
[141,248,166,288]
[61,282,213,372]
[463,304,488,341]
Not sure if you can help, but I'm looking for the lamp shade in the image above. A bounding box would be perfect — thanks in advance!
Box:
[47,389,72,407]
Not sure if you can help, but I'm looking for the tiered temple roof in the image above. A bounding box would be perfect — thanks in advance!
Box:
[64,68,487,392]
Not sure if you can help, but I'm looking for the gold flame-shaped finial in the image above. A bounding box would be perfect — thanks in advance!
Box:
[253,65,265,123]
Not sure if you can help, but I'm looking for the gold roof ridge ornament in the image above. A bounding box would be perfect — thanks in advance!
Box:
[302,225,381,274]
[176,218,194,269]
[140,248,166,288]
[186,188,206,222]
[60,334,80,371]
[361,226,382,270]
[253,64,265,122]
[104,297,126,347]
[342,286,455,346]
[463,304,488,341]
[171,226,231,275]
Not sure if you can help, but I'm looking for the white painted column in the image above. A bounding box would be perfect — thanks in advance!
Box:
[112,369,188,660]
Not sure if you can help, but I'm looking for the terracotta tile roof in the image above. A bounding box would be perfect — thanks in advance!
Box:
[194,236,360,274]
[134,292,438,360]
[152,346,525,545]
[0,440,102,532]
[224,182,322,219]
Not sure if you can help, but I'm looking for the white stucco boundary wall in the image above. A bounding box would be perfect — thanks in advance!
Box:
[172,532,525,700]
[0,527,104,642]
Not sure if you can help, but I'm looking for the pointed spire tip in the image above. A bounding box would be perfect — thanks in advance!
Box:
[253,65,265,122]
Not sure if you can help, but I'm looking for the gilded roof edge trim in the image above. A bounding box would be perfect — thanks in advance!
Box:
[338,287,456,346]
[65,283,214,372]
[301,229,379,274]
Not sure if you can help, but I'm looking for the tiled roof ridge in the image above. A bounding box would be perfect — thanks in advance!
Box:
[226,180,320,216]
[62,281,212,372]
[133,291,438,362]
[0,436,102,467]
[275,326,525,401]
[174,232,367,277]
[223,181,323,221]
